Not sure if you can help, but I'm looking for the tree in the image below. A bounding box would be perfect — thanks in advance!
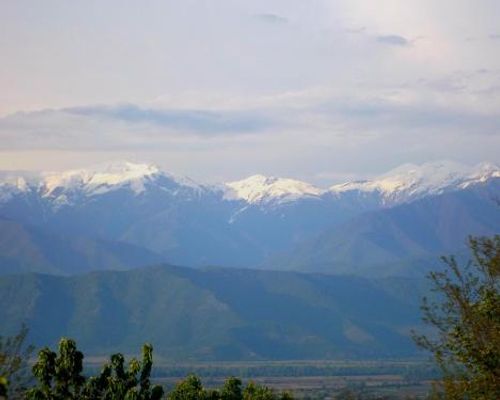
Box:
[26,338,85,400]
[242,381,292,400]
[0,325,34,399]
[26,339,163,400]
[167,374,207,400]
[413,235,500,399]
[81,343,163,400]
[220,377,242,400]
[166,376,293,400]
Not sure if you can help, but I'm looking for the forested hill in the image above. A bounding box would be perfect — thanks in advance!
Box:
[0,264,426,360]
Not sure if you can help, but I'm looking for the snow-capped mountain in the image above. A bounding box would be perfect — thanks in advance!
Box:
[0,172,39,202]
[0,161,210,209]
[329,161,500,205]
[224,174,324,205]
[0,160,498,271]
[42,161,162,197]
[1,160,498,209]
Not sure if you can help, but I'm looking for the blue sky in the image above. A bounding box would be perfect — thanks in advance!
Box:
[1,0,500,184]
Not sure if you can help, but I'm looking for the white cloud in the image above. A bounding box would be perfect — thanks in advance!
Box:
[0,0,499,182]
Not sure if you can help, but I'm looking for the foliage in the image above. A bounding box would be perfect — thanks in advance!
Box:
[242,381,282,400]
[0,376,7,399]
[13,336,292,400]
[0,325,33,399]
[26,338,86,400]
[413,235,500,399]
[26,338,163,400]
[167,375,207,400]
[81,343,164,400]
[220,377,242,400]
[167,375,292,400]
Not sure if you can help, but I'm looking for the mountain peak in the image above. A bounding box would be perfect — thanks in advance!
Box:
[329,161,500,204]
[43,161,162,196]
[224,174,323,204]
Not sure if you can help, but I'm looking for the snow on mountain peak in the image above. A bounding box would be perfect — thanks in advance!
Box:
[468,162,500,180]
[224,174,324,204]
[0,172,41,202]
[329,161,500,204]
[0,160,498,208]
[43,161,161,196]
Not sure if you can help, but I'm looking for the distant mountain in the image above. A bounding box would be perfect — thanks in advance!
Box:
[328,160,500,206]
[270,179,500,276]
[0,160,498,271]
[0,217,164,275]
[224,174,324,205]
[0,265,424,360]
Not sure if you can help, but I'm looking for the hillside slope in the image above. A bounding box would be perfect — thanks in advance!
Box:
[0,218,163,275]
[0,265,423,360]
[270,180,500,276]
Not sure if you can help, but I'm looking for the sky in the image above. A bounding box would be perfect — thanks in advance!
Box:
[1,0,500,184]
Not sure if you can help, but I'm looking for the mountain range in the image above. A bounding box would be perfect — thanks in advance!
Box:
[1,160,498,359]
[0,160,498,276]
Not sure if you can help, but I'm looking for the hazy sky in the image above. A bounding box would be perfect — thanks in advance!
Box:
[1,0,500,184]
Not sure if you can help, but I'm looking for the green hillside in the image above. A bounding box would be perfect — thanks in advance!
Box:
[0,265,424,360]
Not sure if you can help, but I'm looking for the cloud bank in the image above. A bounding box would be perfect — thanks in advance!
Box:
[0,0,499,183]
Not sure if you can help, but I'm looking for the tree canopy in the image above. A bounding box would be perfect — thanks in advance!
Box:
[26,339,163,400]
[19,339,292,400]
[414,235,500,399]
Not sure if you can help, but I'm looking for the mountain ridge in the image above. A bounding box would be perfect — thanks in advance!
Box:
[0,264,424,359]
[267,178,500,276]
[1,160,498,208]
[0,160,498,272]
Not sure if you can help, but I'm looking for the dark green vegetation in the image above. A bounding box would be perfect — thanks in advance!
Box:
[0,325,33,399]
[0,218,162,276]
[26,339,163,400]
[20,338,292,400]
[0,266,424,360]
[166,374,292,400]
[413,235,500,399]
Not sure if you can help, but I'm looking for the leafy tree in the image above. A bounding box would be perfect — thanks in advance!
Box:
[220,377,242,400]
[413,235,500,399]
[26,339,162,400]
[243,381,292,400]
[166,376,293,400]
[26,338,85,400]
[0,325,33,399]
[81,343,163,400]
[167,374,207,400]
[22,337,292,400]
